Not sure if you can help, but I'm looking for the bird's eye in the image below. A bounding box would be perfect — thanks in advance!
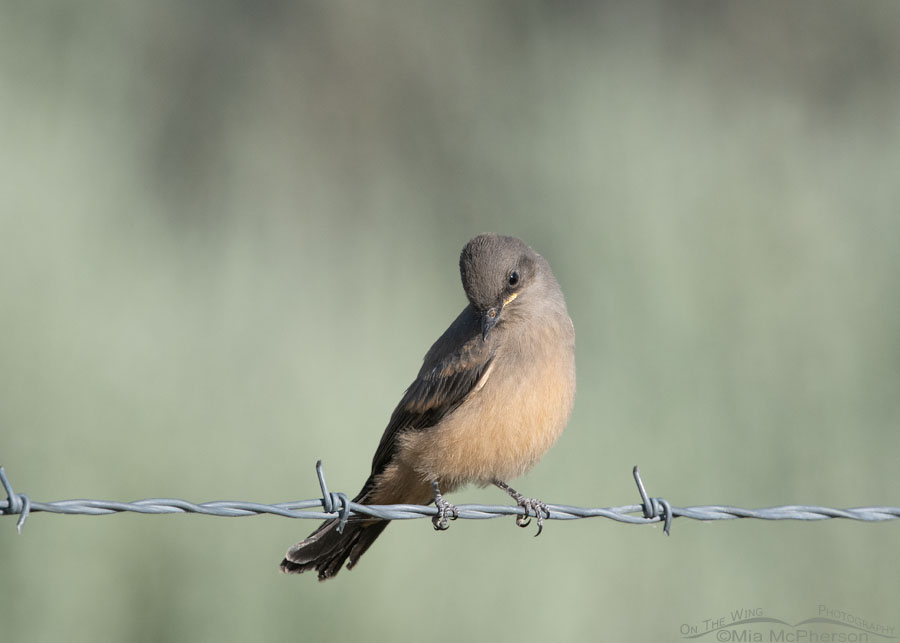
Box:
[508,270,519,287]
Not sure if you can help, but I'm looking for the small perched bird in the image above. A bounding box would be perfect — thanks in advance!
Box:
[281,233,576,580]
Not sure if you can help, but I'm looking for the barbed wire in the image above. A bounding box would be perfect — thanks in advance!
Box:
[2,463,898,537]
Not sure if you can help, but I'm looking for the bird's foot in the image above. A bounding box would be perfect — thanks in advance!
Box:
[431,481,458,531]
[493,480,550,536]
[512,495,550,536]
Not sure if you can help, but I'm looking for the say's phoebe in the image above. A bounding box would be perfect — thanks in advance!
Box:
[281,233,575,580]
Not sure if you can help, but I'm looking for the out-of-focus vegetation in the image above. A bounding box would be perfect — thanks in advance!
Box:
[2,3,898,641]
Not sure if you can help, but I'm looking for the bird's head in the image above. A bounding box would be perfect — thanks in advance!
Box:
[459,233,542,341]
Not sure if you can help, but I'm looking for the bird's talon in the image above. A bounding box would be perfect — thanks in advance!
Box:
[515,497,549,536]
[431,484,458,532]
[534,510,546,537]
[431,504,458,531]
[493,482,552,536]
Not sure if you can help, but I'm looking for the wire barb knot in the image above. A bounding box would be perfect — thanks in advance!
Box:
[0,466,31,534]
[314,460,350,533]
[633,465,672,535]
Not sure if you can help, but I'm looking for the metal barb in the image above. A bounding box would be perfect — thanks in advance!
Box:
[0,466,31,533]
[633,465,672,535]
[314,460,350,533]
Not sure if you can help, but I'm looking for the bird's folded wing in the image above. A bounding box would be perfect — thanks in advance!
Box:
[368,333,494,480]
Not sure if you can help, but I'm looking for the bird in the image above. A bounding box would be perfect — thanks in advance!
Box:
[280,233,575,580]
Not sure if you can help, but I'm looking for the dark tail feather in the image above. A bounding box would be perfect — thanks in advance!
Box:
[280,519,389,580]
[280,481,388,580]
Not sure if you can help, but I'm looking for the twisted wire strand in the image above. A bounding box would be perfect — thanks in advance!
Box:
[2,464,898,536]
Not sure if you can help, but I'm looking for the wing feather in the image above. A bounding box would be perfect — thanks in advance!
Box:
[368,306,493,480]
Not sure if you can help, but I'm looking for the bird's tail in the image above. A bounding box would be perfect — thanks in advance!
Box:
[280,485,388,581]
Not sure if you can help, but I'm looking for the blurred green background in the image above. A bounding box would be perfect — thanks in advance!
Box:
[2,2,899,641]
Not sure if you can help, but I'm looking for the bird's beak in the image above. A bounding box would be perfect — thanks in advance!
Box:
[482,307,500,341]
[481,292,519,341]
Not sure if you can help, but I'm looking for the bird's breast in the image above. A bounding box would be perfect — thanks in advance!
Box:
[398,327,575,490]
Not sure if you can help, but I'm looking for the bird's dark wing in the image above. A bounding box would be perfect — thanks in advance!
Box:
[368,306,494,481]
